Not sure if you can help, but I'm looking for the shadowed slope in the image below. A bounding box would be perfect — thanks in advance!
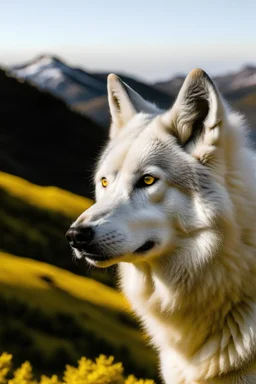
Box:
[0,69,107,198]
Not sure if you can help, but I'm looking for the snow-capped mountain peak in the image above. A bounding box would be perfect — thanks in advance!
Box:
[10,55,106,104]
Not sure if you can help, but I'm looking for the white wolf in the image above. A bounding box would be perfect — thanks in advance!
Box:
[66,68,256,383]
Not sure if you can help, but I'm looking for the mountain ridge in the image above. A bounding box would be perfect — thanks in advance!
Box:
[8,55,256,132]
[155,64,256,95]
[9,55,174,127]
[1,57,255,198]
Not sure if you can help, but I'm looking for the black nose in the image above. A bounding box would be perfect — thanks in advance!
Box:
[65,226,94,249]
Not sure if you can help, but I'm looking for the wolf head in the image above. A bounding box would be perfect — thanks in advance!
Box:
[66,69,246,269]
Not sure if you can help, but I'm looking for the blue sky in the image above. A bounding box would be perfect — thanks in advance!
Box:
[1,0,256,81]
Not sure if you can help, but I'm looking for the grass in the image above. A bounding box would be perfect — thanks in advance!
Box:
[0,251,126,312]
[0,172,92,219]
[0,187,115,285]
[0,251,157,378]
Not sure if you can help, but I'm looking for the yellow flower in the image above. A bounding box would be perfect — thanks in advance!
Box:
[0,353,12,384]
[0,352,155,384]
[40,375,61,384]
[125,375,155,384]
[8,361,37,384]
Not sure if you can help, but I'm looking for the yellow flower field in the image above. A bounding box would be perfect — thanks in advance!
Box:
[0,353,155,384]
[0,172,92,219]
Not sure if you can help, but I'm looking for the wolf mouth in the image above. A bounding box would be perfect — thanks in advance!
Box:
[84,240,156,262]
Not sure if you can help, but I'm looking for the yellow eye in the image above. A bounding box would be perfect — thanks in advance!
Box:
[143,175,155,185]
[101,177,108,188]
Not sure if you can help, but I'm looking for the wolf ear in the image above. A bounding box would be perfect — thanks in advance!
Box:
[162,68,224,163]
[107,74,159,139]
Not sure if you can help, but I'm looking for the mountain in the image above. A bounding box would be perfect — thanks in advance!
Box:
[11,55,106,104]
[9,56,256,138]
[10,55,174,127]
[6,56,256,145]
[212,65,256,93]
[155,65,256,136]
[74,72,174,127]
[0,68,107,198]
[155,65,256,96]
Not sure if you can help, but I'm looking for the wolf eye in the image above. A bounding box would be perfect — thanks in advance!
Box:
[136,174,158,188]
[144,175,156,185]
[101,177,108,188]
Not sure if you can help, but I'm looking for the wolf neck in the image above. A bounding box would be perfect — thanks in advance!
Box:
[118,241,256,380]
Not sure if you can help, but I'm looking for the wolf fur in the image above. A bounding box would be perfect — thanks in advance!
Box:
[69,69,256,383]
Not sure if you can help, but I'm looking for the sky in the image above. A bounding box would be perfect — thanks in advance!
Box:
[1,0,256,82]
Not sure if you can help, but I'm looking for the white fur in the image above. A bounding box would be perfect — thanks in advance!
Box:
[71,69,256,383]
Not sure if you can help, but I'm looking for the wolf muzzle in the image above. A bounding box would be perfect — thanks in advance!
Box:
[65,225,94,250]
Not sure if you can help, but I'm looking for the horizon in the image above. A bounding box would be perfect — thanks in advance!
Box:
[1,0,256,82]
[6,52,256,85]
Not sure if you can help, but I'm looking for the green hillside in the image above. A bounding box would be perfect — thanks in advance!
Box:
[0,252,157,380]
[0,171,92,219]
[0,172,114,286]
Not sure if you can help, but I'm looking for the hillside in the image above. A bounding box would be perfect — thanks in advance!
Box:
[0,174,158,379]
[0,68,107,198]
[0,172,117,286]
[0,174,160,378]
[0,172,92,219]
[0,252,158,380]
